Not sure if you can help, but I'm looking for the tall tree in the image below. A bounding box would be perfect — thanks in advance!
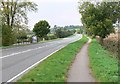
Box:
[79,2,116,44]
[1,0,38,28]
[33,20,50,40]
[1,0,38,46]
[99,1,120,24]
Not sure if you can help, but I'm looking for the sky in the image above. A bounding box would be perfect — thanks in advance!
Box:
[28,0,82,30]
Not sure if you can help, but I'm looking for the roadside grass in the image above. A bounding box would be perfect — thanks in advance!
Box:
[17,35,88,82]
[88,39,119,82]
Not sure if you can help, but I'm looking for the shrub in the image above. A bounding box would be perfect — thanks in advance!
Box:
[47,34,57,40]
[103,34,119,58]
[2,25,13,46]
[96,33,119,59]
[55,28,73,38]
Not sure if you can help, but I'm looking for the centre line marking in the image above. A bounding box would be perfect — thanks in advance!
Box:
[0,45,51,59]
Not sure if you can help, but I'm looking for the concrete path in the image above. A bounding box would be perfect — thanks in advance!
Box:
[67,37,95,82]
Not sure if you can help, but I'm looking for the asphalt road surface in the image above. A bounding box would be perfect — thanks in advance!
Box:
[1,34,82,82]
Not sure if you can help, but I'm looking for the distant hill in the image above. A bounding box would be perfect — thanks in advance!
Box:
[50,25,83,34]
[64,25,83,30]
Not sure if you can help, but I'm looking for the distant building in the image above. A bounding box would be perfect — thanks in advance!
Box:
[32,36,37,43]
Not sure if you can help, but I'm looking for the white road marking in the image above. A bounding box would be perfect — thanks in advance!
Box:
[1,43,59,59]
[2,34,82,82]
[7,46,65,82]
[0,44,53,59]
[1,34,82,59]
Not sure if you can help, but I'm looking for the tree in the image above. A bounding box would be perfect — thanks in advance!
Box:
[55,28,63,38]
[79,2,116,44]
[16,29,27,42]
[100,1,120,23]
[1,0,38,28]
[55,27,73,38]
[33,20,50,40]
[1,0,38,46]
[2,25,12,46]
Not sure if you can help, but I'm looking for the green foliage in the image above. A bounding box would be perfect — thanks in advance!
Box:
[55,28,73,38]
[0,23,2,46]
[51,25,82,35]
[11,31,17,44]
[33,20,50,38]
[1,0,38,27]
[2,25,12,46]
[89,39,118,82]
[76,28,83,34]
[64,25,83,30]
[0,37,1,47]
[17,36,88,82]
[44,34,57,40]
[100,2,120,24]
[79,2,119,41]
[1,0,38,46]
[17,30,27,43]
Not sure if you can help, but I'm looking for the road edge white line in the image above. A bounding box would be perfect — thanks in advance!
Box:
[6,46,65,82]
[1,34,82,59]
[6,34,83,82]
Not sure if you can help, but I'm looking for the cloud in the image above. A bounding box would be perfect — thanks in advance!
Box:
[27,0,82,30]
[29,0,79,3]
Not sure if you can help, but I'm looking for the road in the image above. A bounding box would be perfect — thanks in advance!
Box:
[1,34,82,82]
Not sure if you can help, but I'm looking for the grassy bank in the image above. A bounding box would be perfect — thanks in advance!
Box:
[89,39,118,82]
[17,36,88,82]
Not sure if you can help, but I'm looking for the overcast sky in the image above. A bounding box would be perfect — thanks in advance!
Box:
[28,0,82,30]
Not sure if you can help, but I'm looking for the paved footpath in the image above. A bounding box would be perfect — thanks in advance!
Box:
[67,37,95,82]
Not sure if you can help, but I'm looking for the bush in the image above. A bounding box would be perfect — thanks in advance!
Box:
[47,34,57,40]
[0,37,2,47]
[96,34,119,58]
[43,34,57,40]
[28,36,33,43]
[2,25,13,46]
[103,35,119,58]
[55,28,73,38]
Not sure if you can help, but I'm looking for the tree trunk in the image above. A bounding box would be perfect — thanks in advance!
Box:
[11,1,17,28]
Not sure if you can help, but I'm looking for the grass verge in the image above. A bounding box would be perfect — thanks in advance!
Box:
[88,39,119,82]
[17,36,88,82]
